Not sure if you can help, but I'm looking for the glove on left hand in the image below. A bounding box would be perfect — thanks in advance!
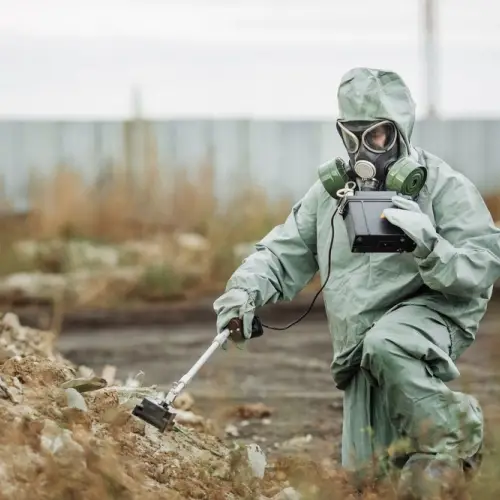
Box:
[383,195,438,259]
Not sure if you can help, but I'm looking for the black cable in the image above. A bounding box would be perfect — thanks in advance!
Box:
[261,204,340,331]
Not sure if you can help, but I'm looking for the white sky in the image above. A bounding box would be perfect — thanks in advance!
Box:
[0,0,499,119]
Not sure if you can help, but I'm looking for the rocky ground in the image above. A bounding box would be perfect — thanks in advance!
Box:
[0,310,373,500]
[1,296,500,499]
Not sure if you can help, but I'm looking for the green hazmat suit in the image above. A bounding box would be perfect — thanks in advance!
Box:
[213,68,500,475]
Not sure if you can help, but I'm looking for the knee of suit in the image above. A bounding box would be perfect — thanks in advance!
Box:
[360,327,416,387]
[362,328,402,361]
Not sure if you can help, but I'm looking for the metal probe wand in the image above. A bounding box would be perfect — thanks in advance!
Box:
[132,317,264,432]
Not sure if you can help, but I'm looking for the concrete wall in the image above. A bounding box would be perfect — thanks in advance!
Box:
[1,118,499,209]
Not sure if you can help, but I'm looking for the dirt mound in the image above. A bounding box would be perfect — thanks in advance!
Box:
[0,312,303,500]
[0,312,412,500]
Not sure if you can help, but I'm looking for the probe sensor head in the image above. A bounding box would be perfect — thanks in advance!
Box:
[132,398,176,432]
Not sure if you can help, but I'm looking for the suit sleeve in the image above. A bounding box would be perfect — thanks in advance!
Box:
[225,182,321,307]
[415,172,500,297]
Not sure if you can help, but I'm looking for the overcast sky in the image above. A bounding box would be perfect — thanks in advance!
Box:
[0,0,498,119]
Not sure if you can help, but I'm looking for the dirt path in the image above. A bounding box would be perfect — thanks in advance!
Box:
[56,299,500,464]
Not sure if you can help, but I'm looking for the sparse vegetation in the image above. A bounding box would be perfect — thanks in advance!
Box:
[131,263,189,301]
[0,162,294,305]
[0,162,498,307]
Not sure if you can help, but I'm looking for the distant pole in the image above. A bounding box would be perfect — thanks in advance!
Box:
[130,86,146,178]
[422,0,439,118]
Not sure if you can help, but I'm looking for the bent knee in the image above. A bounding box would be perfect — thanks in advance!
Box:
[362,328,398,359]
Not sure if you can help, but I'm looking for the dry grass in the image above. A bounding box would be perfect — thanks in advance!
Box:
[22,163,500,242]
[1,162,292,287]
[484,194,500,223]
[24,162,291,242]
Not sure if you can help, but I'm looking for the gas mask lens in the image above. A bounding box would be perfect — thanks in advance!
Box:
[363,121,397,152]
[337,120,397,154]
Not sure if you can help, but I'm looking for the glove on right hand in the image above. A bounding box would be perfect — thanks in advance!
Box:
[213,288,255,345]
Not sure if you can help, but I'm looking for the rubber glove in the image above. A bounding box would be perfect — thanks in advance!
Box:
[382,195,439,259]
[213,288,255,348]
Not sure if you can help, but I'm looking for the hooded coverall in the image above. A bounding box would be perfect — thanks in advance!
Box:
[214,68,500,474]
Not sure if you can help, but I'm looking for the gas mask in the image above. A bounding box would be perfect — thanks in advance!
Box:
[337,120,399,191]
[318,120,427,199]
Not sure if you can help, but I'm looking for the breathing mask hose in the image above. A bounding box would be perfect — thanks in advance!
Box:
[261,204,339,331]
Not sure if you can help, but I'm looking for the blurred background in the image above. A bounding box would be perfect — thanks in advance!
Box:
[0,0,499,312]
[3,3,500,493]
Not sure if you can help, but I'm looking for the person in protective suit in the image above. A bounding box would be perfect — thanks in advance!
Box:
[213,67,500,498]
